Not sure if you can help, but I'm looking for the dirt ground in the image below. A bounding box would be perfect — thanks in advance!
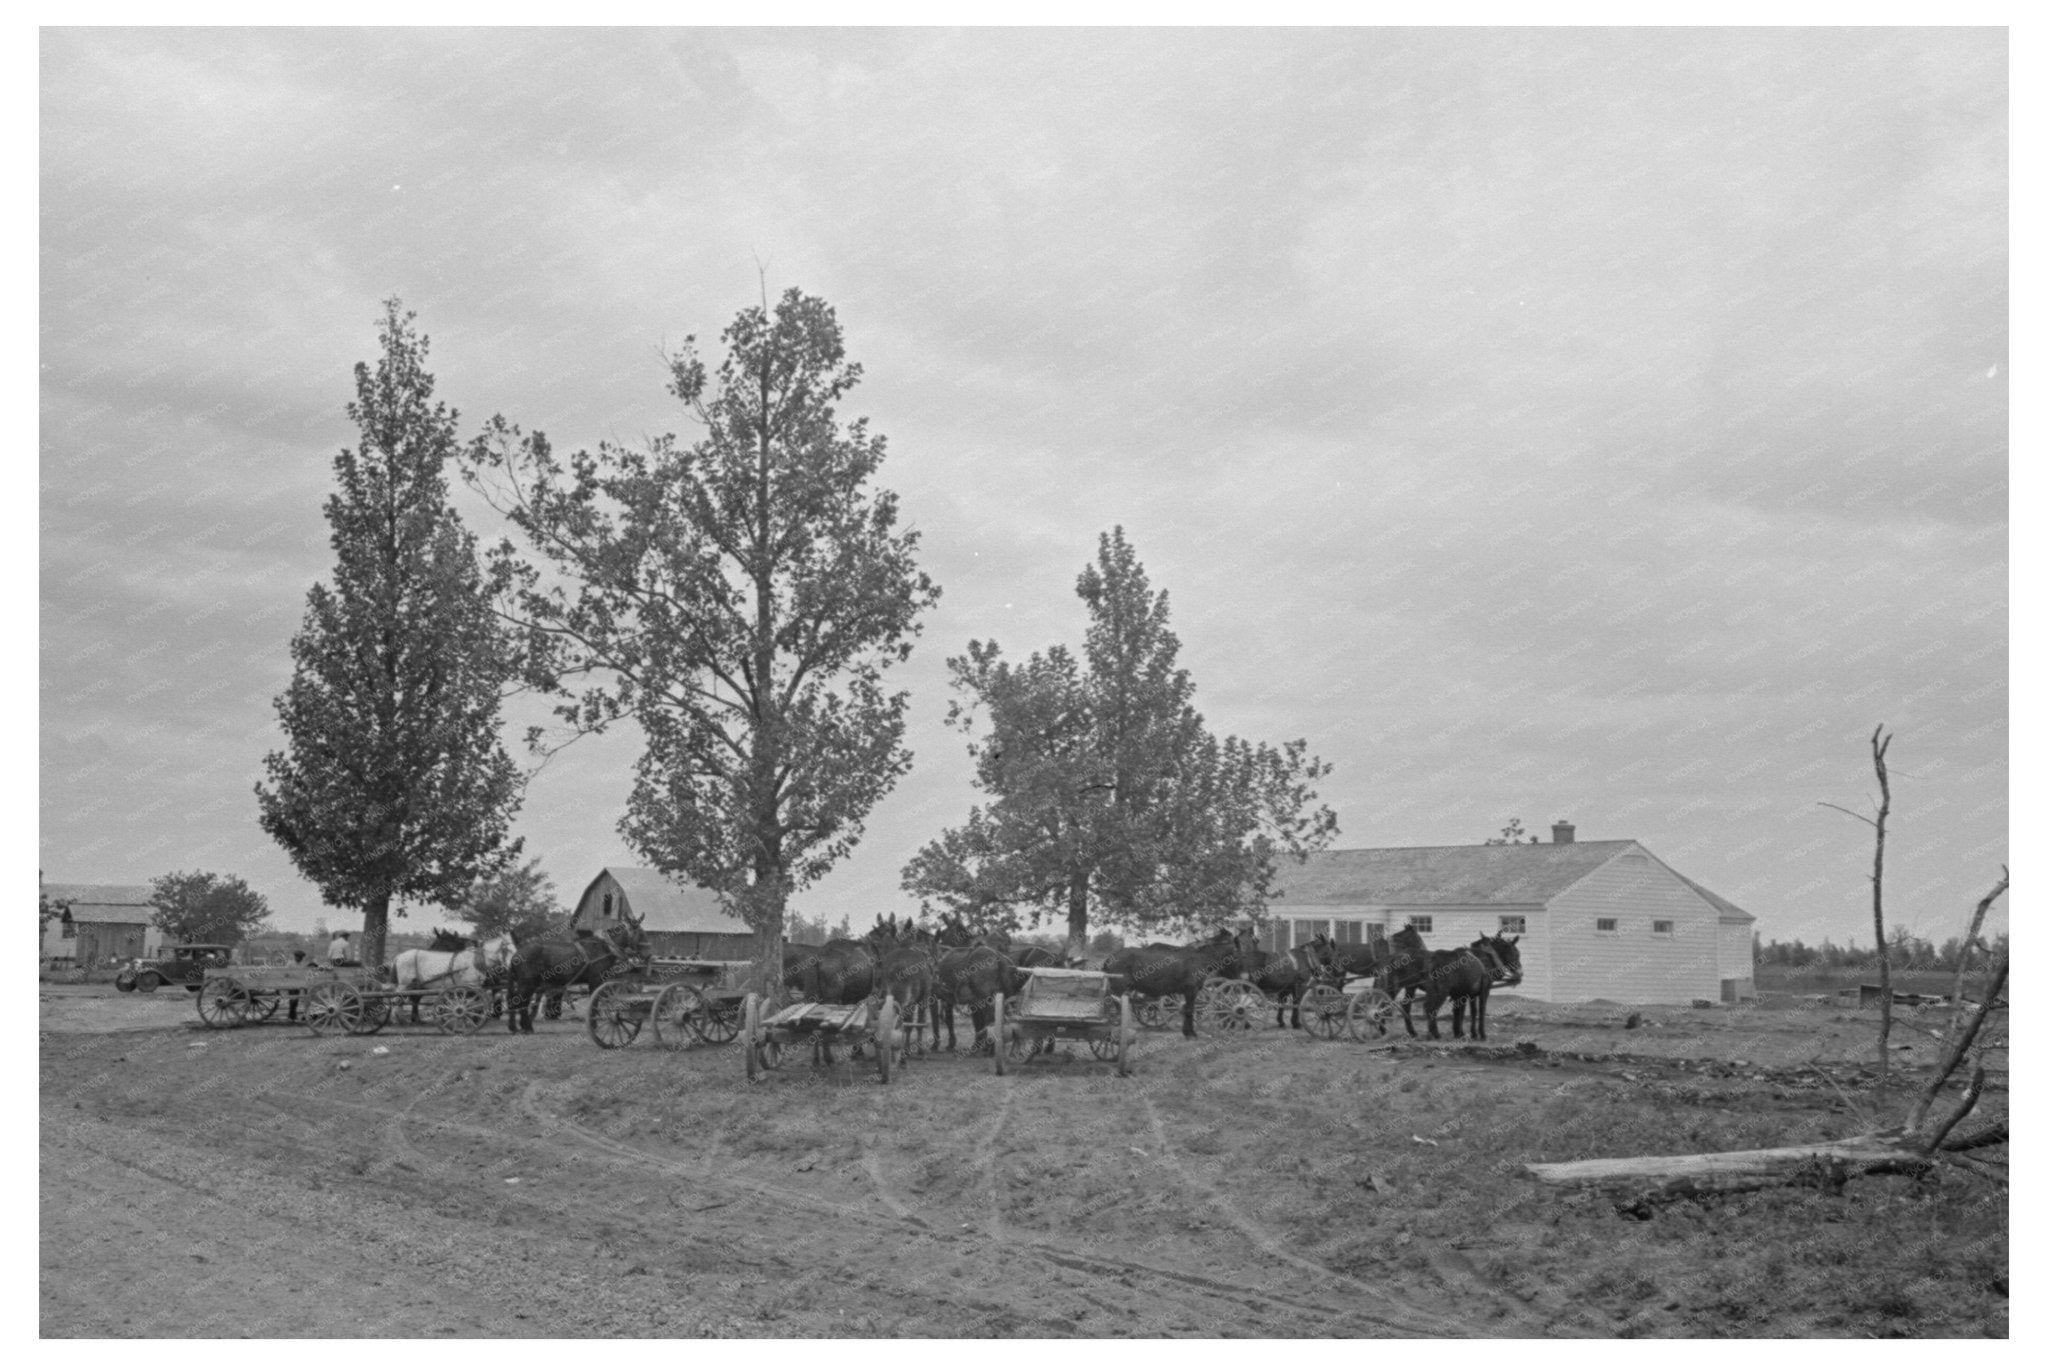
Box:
[40,985,2006,1338]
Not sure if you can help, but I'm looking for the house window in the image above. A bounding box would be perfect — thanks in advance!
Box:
[1265,919,1290,953]
[1367,923,1386,943]
[1406,916,1433,935]
[1499,916,1526,935]
[1596,918,1618,933]
[1653,920,1673,935]
[601,893,614,919]
[60,915,76,940]
[1337,921,1363,946]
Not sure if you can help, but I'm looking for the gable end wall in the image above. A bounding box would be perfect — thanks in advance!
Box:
[1546,854,1721,1003]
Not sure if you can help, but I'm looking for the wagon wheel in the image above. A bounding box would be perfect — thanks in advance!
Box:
[1135,994,1179,1030]
[303,981,362,1036]
[1117,994,1134,1077]
[433,986,492,1035]
[586,980,643,1049]
[1347,988,1398,1041]
[344,988,389,1035]
[1299,983,1350,1041]
[992,993,1009,1076]
[743,994,785,1078]
[243,992,281,1024]
[195,978,250,1029]
[693,987,745,1047]
[899,999,927,1059]
[1087,1008,1123,1062]
[1198,979,1262,1034]
[543,994,565,1022]
[877,999,898,1084]
[650,982,703,1051]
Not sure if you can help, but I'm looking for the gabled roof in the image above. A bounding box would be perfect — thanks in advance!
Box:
[45,883,155,924]
[1669,869,1756,923]
[1271,842,1642,907]
[584,868,752,936]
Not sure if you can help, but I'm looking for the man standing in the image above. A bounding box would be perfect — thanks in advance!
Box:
[328,930,356,967]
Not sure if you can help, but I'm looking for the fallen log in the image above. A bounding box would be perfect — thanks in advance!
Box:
[1524,1138,1934,1194]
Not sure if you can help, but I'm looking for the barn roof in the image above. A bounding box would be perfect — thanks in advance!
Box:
[45,883,155,924]
[583,868,753,936]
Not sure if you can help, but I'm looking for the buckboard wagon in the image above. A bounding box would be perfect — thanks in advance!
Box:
[742,994,904,1083]
[991,967,1134,1076]
[192,961,496,1036]
[585,959,751,1050]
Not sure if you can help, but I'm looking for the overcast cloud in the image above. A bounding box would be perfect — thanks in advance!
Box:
[41,28,2006,945]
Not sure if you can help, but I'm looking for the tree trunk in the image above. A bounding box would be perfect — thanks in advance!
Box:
[1525,1137,1935,1194]
[1064,873,1090,964]
[1869,726,1893,1084]
[361,892,390,968]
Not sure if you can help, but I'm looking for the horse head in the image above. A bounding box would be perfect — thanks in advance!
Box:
[429,928,471,952]
[932,913,977,949]
[1474,932,1523,986]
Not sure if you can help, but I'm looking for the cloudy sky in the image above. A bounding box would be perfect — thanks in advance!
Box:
[41,28,2007,946]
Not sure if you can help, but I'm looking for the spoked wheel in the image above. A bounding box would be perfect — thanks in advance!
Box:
[898,999,928,1059]
[351,992,391,1036]
[195,978,251,1029]
[1198,979,1263,1034]
[991,994,1008,1075]
[303,981,361,1036]
[744,995,784,1079]
[1299,983,1350,1041]
[243,992,281,1024]
[1135,995,1180,1030]
[694,989,744,1047]
[650,982,706,1051]
[1088,998,1127,1063]
[586,980,643,1049]
[877,999,898,1084]
[1347,988,1398,1041]
[433,986,492,1035]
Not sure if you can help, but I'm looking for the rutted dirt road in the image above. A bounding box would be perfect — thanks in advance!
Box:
[41,987,2003,1338]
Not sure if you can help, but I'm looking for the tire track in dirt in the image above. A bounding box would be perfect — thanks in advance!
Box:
[1138,1095,1493,1338]
[967,1083,1015,1245]
[519,1079,1419,1337]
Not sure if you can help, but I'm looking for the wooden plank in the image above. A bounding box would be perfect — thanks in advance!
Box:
[1525,1139,1931,1192]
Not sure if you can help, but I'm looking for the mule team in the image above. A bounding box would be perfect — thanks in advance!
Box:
[378,909,1523,1046]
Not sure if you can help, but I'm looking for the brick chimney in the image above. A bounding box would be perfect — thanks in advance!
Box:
[1551,820,1575,844]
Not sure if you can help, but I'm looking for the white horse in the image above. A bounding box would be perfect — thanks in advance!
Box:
[390,933,516,1022]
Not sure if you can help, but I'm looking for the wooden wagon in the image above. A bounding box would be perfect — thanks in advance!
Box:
[991,967,1134,1076]
[193,961,496,1036]
[585,958,751,1050]
[741,994,903,1083]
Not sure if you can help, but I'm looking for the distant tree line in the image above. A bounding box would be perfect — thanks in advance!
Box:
[1755,929,2007,973]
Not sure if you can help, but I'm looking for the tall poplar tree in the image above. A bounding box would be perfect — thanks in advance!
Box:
[463,288,939,990]
[257,301,523,966]
[904,528,1338,958]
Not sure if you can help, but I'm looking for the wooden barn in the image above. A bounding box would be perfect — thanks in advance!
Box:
[570,867,757,961]
[41,883,163,968]
[1263,823,1757,1004]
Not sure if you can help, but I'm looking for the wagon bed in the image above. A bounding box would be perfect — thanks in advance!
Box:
[992,967,1134,1076]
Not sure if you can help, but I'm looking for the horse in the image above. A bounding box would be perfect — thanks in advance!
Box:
[789,933,876,1006]
[1221,938,1324,1028]
[1101,927,1260,1039]
[503,918,646,1033]
[859,915,939,1051]
[1386,926,1519,1042]
[388,929,515,1024]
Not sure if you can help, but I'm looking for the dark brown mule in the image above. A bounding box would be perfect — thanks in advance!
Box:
[1222,939,1324,1028]
[865,915,938,1050]
[504,918,645,1033]
[1386,926,1520,1042]
[1101,927,1259,1039]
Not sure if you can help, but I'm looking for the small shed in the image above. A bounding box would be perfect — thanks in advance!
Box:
[571,868,757,960]
[42,883,162,968]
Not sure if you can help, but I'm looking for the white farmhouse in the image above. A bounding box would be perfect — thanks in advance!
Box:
[1264,823,1756,1004]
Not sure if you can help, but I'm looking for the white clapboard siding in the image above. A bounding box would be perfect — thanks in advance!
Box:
[1718,920,1757,998]
[1545,851,1722,1004]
